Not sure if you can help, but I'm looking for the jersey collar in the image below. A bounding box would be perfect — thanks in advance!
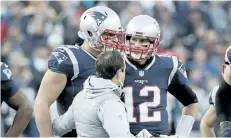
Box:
[81,48,97,61]
[124,55,156,70]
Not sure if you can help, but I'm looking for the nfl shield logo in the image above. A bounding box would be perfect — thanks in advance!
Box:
[139,70,144,77]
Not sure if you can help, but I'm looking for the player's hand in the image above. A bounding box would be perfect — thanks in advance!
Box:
[136,129,154,138]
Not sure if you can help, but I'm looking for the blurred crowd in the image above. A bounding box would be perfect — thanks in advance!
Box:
[1,1,231,137]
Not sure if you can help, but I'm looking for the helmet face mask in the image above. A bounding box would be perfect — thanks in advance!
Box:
[99,29,125,52]
[125,35,160,62]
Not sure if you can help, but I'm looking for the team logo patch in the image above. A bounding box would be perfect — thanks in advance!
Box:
[3,68,12,79]
[139,70,144,77]
[52,52,68,64]
[178,63,187,78]
[85,11,108,26]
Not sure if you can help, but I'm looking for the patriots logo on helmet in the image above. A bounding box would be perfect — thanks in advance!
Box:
[86,11,108,26]
[52,52,68,64]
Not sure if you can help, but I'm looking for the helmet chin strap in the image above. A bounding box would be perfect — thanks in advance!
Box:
[82,33,104,52]
[78,29,103,52]
[159,40,164,45]
[89,43,102,51]
[151,48,158,56]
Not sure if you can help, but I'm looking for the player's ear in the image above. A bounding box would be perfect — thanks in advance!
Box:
[116,68,122,79]
[222,64,225,75]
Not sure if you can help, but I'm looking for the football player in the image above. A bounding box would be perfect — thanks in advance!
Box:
[51,51,153,137]
[1,62,33,137]
[200,86,219,137]
[215,46,231,137]
[121,15,198,137]
[34,6,124,137]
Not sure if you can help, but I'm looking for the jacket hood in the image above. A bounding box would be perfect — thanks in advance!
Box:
[83,75,123,98]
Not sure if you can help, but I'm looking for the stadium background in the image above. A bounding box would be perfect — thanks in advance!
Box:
[1,1,231,137]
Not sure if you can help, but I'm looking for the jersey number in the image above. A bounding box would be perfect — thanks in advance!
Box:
[124,86,161,123]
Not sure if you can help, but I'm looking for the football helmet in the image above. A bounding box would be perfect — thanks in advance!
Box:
[224,46,231,65]
[125,15,161,61]
[78,6,124,51]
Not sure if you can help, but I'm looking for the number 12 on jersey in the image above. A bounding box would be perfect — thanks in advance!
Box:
[123,86,161,123]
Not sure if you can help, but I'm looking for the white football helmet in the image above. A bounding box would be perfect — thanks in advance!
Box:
[78,6,124,51]
[125,15,161,61]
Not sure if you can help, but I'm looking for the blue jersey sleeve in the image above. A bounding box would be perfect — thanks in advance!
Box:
[48,46,75,79]
[168,57,198,106]
[1,62,19,102]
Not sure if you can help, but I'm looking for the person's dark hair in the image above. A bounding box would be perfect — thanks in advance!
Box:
[96,51,124,79]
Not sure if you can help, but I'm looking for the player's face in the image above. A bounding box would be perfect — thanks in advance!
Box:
[101,32,119,43]
[100,31,124,52]
[126,36,152,65]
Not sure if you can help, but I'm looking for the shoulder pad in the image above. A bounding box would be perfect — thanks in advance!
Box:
[48,45,80,79]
